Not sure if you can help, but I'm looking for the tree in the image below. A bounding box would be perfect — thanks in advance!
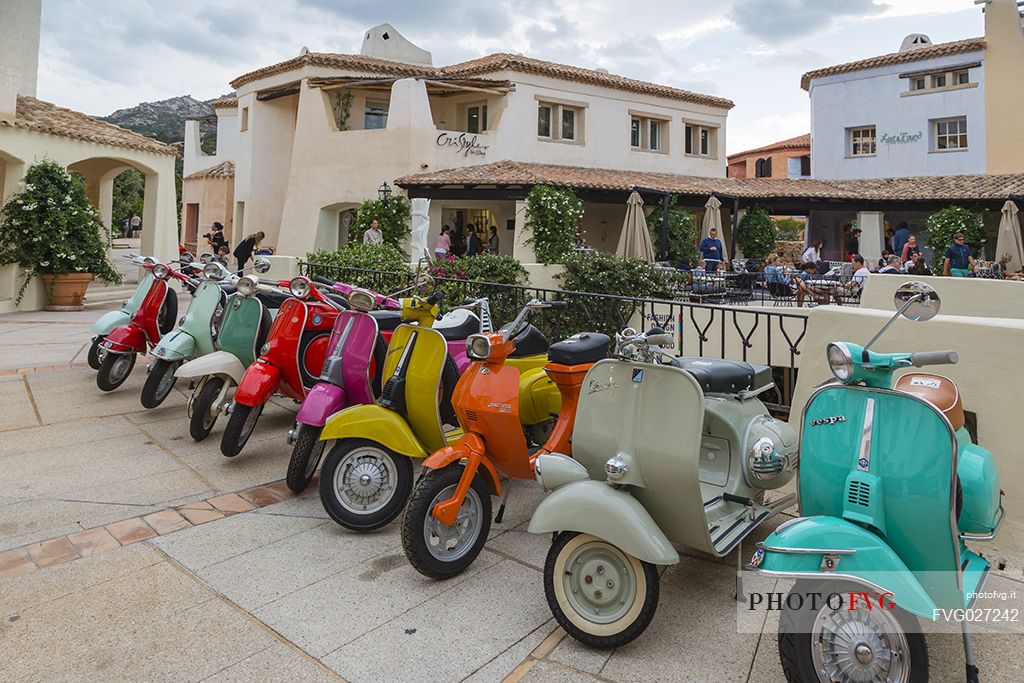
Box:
[737,205,777,262]
[111,169,145,237]
[773,217,804,241]
[924,205,986,272]
[646,198,697,264]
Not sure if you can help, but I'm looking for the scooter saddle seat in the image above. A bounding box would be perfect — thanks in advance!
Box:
[505,323,549,358]
[324,292,351,309]
[894,372,965,430]
[672,356,772,395]
[370,309,403,332]
[255,290,290,310]
[435,309,480,340]
[548,332,610,365]
[218,284,237,295]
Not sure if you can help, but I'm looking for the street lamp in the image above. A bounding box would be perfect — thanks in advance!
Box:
[378,181,392,203]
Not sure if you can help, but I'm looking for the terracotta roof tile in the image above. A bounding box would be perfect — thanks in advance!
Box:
[0,96,177,156]
[727,134,810,161]
[395,160,1024,203]
[184,160,234,180]
[209,97,238,109]
[230,51,732,109]
[801,37,985,90]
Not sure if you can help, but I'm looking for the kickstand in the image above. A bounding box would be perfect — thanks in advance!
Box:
[494,479,513,524]
[735,540,745,603]
[963,621,980,682]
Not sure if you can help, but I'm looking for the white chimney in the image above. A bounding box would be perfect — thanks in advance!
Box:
[0,0,42,122]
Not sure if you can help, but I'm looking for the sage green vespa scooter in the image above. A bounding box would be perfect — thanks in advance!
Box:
[528,327,799,647]
[747,281,1003,683]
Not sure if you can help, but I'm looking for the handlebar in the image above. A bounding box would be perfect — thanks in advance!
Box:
[547,300,568,310]
[910,350,959,367]
[427,291,444,305]
[312,275,335,287]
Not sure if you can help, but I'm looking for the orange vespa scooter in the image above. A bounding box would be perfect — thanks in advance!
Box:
[401,299,609,578]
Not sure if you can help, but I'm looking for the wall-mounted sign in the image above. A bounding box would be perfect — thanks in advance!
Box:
[436,132,488,157]
[880,131,923,144]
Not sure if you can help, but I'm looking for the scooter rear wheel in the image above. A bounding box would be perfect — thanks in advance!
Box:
[777,579,927,683]
[544,531,660,649]
[285,425,327,493]
[87,337,105,370]
[220,402,263,457]
[189,377,225,442]
[97,352,136,392]
[140,359,181,409]
[401,464,491,579]
[318,438,413,528]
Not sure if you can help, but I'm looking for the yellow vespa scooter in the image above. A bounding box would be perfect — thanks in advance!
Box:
[316,295,556,530]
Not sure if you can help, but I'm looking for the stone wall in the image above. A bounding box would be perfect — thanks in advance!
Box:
[773,240,804,265]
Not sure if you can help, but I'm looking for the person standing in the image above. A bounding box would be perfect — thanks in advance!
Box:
[467,224,481,256]
[698,227,726,273]
[908,251,933,276]
[233,231,264,274]
[206,222,228,253]
[488,226,499,254]
[363,219,383,245]
[435,225,452,260]
[943,232,975,277]
[451,226,467,257]
[129,213,142,238]
[845,228,862,262]
[893,222,912,259]
[900,234,921,265]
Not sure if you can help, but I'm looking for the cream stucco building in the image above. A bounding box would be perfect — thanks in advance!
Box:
[184,24,734,261]
[0,0,179,312]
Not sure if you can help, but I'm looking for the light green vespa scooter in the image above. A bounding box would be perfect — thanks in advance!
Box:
[527,326,799,648]
[747,281,1003,683]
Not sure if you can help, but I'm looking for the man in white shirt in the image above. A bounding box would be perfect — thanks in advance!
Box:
[846,254,870,292]
[363,219,384,245]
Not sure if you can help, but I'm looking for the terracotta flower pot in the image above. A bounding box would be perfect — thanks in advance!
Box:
[40,273,94,311]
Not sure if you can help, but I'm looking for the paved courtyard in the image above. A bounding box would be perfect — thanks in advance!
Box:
[1,300,1023,682]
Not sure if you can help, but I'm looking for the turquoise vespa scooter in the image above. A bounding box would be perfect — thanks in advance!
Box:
[748,281,1003,683]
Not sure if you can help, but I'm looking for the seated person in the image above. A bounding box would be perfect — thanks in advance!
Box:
[878,255,902,274]
[795,262,838,306]
[877,249,894,271]
[216,246,231,266]
[906,251,933,276]
[764,255,793,296]
[841,254,870,295]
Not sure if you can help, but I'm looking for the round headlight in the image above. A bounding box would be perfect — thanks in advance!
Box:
[289,277,311,299]
[467,334,491,360]
[152,263,170,280]
[203,263,224,280]
[826,342,853,381]
[236,276,257,297]
[747,437,783,481]
[348,289,376,313]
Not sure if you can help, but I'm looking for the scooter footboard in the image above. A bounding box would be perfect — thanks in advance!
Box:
[528,480,679,565]
[91,310,131,337]
[748,516,939,619]
[153,328,196,362]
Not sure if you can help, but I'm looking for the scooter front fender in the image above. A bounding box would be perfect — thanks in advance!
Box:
[321,404,427,459]
[422,433,502,496]
[176,351,246,385]
[153,328,196,362]
[102,324,147,353]
[91,309,131,337]
[233,361,280,407]
[296,382,347,428]
[528,479,679,565]
[750,516,937,619]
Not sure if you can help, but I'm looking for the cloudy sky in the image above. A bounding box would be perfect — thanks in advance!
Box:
[36,0,984,154]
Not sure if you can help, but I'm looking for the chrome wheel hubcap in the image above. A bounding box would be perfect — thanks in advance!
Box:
[423,484,482,562]
[811,600,910,682]
[562,542,635,624]
[111,354,132,381]
[334,447,396,513]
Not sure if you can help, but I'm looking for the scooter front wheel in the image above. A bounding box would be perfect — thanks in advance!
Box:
[96,352,136,392]
[544,531,660,649]
[401,464,491,579]
[87,337,105,370]
[777,579,927,683]
[220,402,263,457]
[286,425,327,493]
[140,359,181,409]
[189,377,225,441]
[318,438,413,528]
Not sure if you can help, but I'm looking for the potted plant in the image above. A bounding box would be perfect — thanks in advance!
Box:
[0,159,121,310]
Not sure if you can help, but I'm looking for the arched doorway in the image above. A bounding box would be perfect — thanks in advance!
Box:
[314,203,360,251]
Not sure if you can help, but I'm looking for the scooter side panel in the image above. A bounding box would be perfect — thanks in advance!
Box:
[336,313,378,406]
[176,351,246,385]
[218,296,265,367]
[800,385,961,610]
[102,324,147,353]
[754,515,938,618]
[234,361,281,406]
[528,479,680,565]
[518,367,559,427]
[91,309,131,337]
[321,404,429,459]
[134,278,169,345]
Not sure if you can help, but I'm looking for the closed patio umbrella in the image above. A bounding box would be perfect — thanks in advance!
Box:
[995,200,1023,274]
[616,190,655,262]
[701,195,722,240]
[410,198,430,263]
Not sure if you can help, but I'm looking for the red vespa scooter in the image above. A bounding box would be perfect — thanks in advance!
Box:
[219,276,349,457]
[96,255,197,392]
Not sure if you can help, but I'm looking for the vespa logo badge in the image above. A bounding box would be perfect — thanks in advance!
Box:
[749,548,766,568]
[810,416,847,426]
[587,377,617,394]
[632,368,644,383]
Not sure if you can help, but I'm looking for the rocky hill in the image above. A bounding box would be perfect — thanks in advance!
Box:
[99,94,233,149]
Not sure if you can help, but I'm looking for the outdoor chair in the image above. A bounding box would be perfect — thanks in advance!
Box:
[767,280,797,307]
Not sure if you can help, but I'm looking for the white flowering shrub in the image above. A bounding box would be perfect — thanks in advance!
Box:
[924,205,985,272]
[352,196,411,247]
[525,185,584,263]
[0,159,121,302]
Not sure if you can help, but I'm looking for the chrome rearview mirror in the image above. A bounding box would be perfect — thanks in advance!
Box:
[180,252,195,264]
[253,257,272,274]
[199,252,215,265]
[894,281,940,321]
[414,272,434,289]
